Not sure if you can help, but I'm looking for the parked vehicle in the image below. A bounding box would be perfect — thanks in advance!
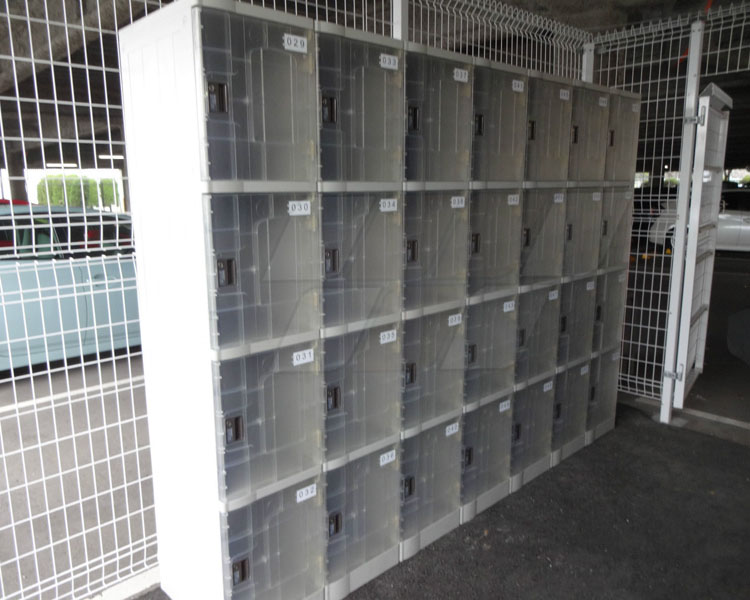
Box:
[0,200,140,371]
[647,183,750,252]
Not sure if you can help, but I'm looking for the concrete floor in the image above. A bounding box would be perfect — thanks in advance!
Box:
[136,402,750,600]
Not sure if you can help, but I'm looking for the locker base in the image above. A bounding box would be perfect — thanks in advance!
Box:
[585,417,616,446]
[325,546,400,600]
[400,509,461,561]
[551,432,587,468]
[510,455,551,493]
[476,479,511,514]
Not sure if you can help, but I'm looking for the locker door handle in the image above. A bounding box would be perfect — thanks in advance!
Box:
[528,120,536,140]
[474,113,484,136]
[571,124,579,144]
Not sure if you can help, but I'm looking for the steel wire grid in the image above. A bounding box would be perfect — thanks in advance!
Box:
[0,2,165,598]
[593,2,750,400]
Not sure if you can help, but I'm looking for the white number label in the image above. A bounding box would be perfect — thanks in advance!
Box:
[380,198,398,212]
[619,273,626,283]
[379,53,399,70]
[379,329,397,345]
[507,194,520,206]
[450,196,466,209]
[592,192,602,202]
[543,381,553,393]
[554,193,565,204]
[296,483,317,503]
[448,313,463,327]
[282,33,308,54]
[379,449,397,467]
[445,422,460,437]
[560,89,570,101]
[292,348,314,366]
[503,300,515,313]
[453,68,469,83]
[548,290,559,301]
[586,281,595,291]
[580,365,589,375]
[498,399,511,413]
[287,200,311,216]
[512,79,525,93]
[599,97,609,108]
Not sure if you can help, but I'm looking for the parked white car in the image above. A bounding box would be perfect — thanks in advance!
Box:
[0,200,140,372]
[648,188,750,252]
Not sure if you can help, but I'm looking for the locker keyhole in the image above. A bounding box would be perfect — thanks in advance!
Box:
[217,258,236,288]
[404,362,417,385]
[463,446,474,469]
[328,512,343,537]
[471,233,481,255]
[474,113,484,136]
[466,343,477,365]
[207,81,227,114]
[321,95,337,124]
[232,557,250,586]
[325,248,339,274]
[406,239,419,263]
[402,475,416,500]
[554,403,562,421]
[225,415,244,445]
[327,385,341,411]
[571,124,579,144]
[528,120,536,140]
[408,106,420,132]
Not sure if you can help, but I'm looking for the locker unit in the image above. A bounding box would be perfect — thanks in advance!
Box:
[201,9,318,182]
[121,2,640,597]
[211,193,322,354]
[525,75,574,182]
[464,297,517,407]
[322,192,403,331]
[551,363,590,465]
[325,446,401,600]
[587,348,621,438]
[400,419,462,559]
[467,190,522,298]
[510,378,555,491]
[471,63,528,183]
[599,187,635,269]
[402,309,465,435]
[558,279,596,367]
[404,191,469,312]
[568,85,610,182]
[593,269,629,352]
[318,33,404,182]
[605,94,642,182]
[405,50,473,182]
[516,286,561,383]
[563,189,603,277]
[460,397,513,522]
[324,326,402,466]
[520,188,566,285]
[219,342,324,508]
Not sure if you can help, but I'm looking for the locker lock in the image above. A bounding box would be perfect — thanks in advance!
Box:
[595,305,602,322]
[517,328,526,349]
[321,95,337,124]
[408,105,420,132]
[571,124,579,144]
[324,248,339,274]
[466,343,477,365]
[602,219,609,236]
[590,385,597,402]
[406,239,419,263]
[554,402,562,421]
[512,422,522,442]
[474,113,484,136]
[527,120,536,141]
[328,512,343,537]
[463,446,474,469]
[326,385,341,412]
[522,228,531,248]
[404,362,417,386]
[470,233,481,255]
[402,475,416,500]
[232,557,250,586]
[609,129,615,147]
[560,315,567,333]
[217,258,236,288]
[207,81,228,114]
[225,415,244,445]
[566,223,573,241]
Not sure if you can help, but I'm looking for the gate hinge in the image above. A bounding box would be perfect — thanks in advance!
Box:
[684,106,706,126]
[665,364,684,382]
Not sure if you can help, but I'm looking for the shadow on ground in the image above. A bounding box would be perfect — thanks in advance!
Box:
[138,403,750,600]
